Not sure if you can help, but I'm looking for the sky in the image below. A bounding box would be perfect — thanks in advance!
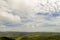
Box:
[0,0,60,32]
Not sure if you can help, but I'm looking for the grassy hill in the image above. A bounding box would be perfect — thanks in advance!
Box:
[0,32,60,40]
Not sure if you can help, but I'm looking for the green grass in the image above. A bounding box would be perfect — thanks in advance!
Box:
[0,32,60,40]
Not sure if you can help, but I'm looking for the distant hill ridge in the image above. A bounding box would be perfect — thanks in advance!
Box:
[0,32,60,37]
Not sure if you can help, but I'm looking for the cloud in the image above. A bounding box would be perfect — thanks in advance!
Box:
[0,9,21,23]
[7,0,60,13]
[0,0,60,32]
[0,25,7,31]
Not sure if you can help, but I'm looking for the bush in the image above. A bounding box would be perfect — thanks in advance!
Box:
[0,37,14,40]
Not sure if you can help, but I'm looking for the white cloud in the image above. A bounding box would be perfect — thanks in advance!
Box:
[0,0,60,32]
[6,0,60,13]
[0,25,7,31]
[0,0,21,24]
[0,9,21,24]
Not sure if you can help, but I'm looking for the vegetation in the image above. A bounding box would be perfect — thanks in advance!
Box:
[0,32,60,40]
